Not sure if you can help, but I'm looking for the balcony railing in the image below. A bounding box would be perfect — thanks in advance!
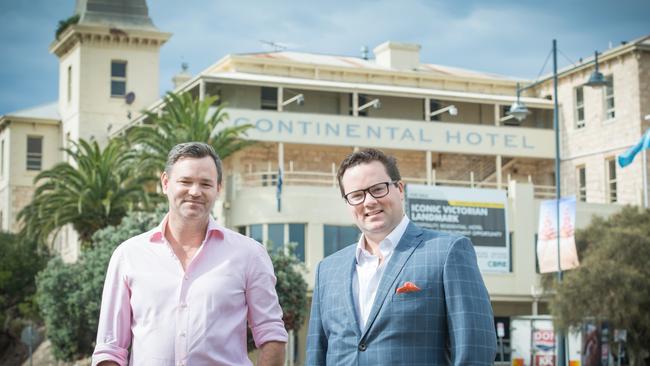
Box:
[235,163,558,199]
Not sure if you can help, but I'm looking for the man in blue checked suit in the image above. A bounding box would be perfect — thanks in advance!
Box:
[306,148,496,365]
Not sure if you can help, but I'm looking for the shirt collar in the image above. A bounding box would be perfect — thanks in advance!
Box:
[149,214,225,243]
[355,215,410,263]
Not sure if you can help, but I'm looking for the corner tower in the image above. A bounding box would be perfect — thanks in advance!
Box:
[50,0,171,146]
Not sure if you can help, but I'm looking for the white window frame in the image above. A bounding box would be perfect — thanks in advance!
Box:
[26,136,43,171]
[110,60,127,97]
[604,75,615,121]
[574,86,585,129]
[1,139,4,178]
[67,65,72,103]
[606,157,617,203]
[577,165,586,202]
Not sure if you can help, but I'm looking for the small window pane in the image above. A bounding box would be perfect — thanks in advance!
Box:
[268,224,284,253]
[289,224,305,261]
[261,87,278,110]
[250,224,263,244]
[324,225,360,257]
[429,99,441,121]
[111,81,126,97]
[111,61,126,77]
[577,166,586,202]
[26,136,43,171]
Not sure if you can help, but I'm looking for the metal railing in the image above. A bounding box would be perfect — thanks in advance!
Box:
[235,162,560,199]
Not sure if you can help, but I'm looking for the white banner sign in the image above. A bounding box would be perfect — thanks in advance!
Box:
[220,108,555,158]
[405,184,510,273]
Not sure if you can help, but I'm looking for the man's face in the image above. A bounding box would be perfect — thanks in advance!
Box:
[161,156,221,222]
[340,161,404,243]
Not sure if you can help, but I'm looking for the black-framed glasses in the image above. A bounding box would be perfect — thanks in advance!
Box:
[343,181,398,205]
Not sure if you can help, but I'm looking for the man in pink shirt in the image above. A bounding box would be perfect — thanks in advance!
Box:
[92,142,287,366]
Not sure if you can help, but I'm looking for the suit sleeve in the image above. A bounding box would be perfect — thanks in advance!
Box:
[305,262,327,365]
[443,236,497,365]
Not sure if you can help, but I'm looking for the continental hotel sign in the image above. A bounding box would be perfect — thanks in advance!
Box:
[222,108,555,158]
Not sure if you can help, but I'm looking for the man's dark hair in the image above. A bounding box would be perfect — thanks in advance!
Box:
[165,142,223,185]
[336,148,401,196]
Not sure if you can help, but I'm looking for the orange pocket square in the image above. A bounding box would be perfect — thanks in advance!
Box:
[396,281,421,294]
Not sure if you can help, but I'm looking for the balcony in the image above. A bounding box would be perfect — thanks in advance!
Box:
[232,162,557,200]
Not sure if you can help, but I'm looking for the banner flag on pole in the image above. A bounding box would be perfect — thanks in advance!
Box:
[536,196,580,273]
[618,129,650,168]
[276,168,283,212]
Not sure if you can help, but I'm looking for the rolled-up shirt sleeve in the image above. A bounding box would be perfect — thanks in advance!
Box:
[91,246,132,366]
[246,246,289,347]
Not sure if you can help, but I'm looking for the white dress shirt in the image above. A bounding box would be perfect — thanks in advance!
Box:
[352,215,410,331]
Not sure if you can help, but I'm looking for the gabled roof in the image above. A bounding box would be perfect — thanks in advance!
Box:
[2,102,60,121]
[235,50,516,81]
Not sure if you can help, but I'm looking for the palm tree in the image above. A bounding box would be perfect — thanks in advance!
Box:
[18,138,156,246]
[126,91,253,175]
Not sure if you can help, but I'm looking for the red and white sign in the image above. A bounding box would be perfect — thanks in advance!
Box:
[535,354,555,366]
[533,329,555,352]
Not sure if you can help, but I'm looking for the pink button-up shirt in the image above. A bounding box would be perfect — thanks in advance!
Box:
[91,215,288,366]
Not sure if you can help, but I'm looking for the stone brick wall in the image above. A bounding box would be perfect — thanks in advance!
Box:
[10,185,35,232]
[534,46,649,204]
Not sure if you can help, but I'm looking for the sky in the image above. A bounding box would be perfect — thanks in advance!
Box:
[0,0,648,115]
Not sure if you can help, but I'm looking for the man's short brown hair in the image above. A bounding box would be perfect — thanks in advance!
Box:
[165,142,223,185]
[336,148,401,196]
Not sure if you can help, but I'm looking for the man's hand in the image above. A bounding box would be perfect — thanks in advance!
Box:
[257,341,286,366]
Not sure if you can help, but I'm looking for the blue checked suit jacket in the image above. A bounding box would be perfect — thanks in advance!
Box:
[306,222,497,365]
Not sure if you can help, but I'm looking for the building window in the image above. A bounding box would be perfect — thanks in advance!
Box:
[1,139,4,177]
[324,225,360,257]
[26,136,43,171]
[604,75,615,120]
[250,224,263,244]
[242,223,306,261]
[349,94,369,117]
[429,99,441,121]
[577,165,586,202]
[606,158,617,203]
[111,60,127,97]
[268,223,284,253]
[575,87,585,128]
[288,223,305,261]
[261,87,278,110]
[67,65,72,103]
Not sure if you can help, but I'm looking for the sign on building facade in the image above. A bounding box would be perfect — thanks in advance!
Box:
[405,184,509,273]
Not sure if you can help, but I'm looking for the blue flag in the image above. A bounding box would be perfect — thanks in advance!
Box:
[276,168,283,212]
[618,129,650,168]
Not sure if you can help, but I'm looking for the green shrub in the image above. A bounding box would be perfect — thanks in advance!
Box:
[0,232,48,355]
[248,246,308,352]
[36,210,162,361]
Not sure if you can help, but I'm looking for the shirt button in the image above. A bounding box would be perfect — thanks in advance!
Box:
[180,303,188,309]
[184,275,189,280]
[179,331,186,337]
[358,343,367,351]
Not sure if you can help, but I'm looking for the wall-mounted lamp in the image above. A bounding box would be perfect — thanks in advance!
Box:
[430,104,458,118]
[358,98,381,112]
[282,93,304,107]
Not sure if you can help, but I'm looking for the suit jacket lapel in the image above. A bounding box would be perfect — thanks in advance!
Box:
[360,222,423,339]
[342,249,362,337]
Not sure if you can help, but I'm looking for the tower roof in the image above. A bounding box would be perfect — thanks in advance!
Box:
[74,0,159,31]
